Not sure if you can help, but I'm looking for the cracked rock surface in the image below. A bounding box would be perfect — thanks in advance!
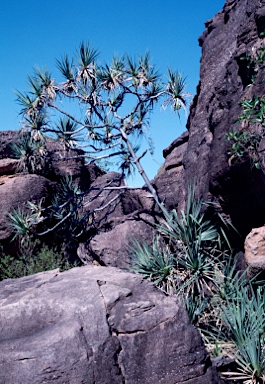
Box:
[154,0,265,243]
[0,266,219,383]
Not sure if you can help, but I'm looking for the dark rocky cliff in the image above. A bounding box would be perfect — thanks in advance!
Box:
[154,0,265,243]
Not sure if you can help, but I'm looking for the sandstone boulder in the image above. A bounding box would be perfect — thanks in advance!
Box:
[0,265,220,384]
[78,171,158,267]
[85,214,155,268]
[244,227,265,278]
[82,171,129,228]
[0,158,18,176]
[45,138,91,190]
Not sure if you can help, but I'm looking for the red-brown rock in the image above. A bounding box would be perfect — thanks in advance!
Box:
[0,174,54,240]
[244,227,265,277]
[154,0,265,244]
[0,265,220,384]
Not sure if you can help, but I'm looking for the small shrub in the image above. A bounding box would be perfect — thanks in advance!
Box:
[226,129,264,168]
[0,241,79,281]
[157,185,231,298]
[129,237,176,294]
[227,44,265,169]
[220,284,265,383]
[129,185,232,300]
[182,295,210,325]
[6,177,85,257]
[9,132,48,174]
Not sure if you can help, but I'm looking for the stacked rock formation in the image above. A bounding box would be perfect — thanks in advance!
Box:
[154,0,265,243]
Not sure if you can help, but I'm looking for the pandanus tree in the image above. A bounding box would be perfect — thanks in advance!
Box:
[14,41,190,235]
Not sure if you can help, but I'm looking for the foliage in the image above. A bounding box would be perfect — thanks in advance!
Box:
[49,176,85,239]
[226,128,264,168]
[240,46,265,72]
[227,45,265,168]
[14,41,190,230]
[9,132,48,174]
[129,237,176,294]
[182,295,210,325]
[54,118,81,149]
[185,250,265,384]
[130,225,265,384]
[6,177,85,246]
[4,179,83,279]
[220,284,265,383]
[159,185,219,245]
[5,176,86,276]
[128,186,265,382]
[157,186,231,298]
[238,45,265,88]
[7,203,43,253]
[0,241,79,281]
[227,94,265,165]
[129,186,232,300]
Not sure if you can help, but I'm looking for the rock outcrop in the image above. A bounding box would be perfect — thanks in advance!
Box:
[0,265,219,384]
[0,132,157,266]
[154,0,265,244]
[155,131,189,211]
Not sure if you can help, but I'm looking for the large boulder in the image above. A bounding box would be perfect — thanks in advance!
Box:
[77,171,158,267]
[0,265,220,384]
[45,138,92,190]
[86,213,155,268]
[0,158,18,176]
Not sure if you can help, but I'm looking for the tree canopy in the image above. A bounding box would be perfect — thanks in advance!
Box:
[16,42,189,176]
[12,41,190,240]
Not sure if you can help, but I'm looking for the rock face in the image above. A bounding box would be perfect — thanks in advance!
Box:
[0,265,219,384]
[154,0,265,242]
[244,226,265,278]
[155,131,189,211]
[88,214,155,268]
[0,132,157,266]
[0,131,21,159]
[78,171,157,267]
[0,174,54,240]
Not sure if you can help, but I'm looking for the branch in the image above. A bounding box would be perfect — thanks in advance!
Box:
[119,127,170,221]
[93,192,122,212]
[50,149,126,161]
[47,102,113,132]
[135,150,147,162]
[36,209,74,236]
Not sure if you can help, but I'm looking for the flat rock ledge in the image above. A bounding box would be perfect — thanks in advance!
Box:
[0,266,219,384]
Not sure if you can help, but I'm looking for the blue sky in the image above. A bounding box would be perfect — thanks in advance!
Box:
[0,0,224,185]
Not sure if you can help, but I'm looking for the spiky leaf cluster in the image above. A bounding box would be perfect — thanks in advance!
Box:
[16,41,190,178]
